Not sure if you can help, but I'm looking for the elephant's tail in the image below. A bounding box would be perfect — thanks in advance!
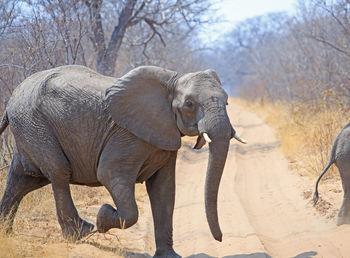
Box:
[0,111,9,135]
[313,160,334,205]
[313,140,337,206]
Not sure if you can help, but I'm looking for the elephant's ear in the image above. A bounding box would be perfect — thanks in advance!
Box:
[205,69,222,85]
[105,66,181,151]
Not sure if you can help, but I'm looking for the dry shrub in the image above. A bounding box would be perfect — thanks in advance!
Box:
[242,98,348,179]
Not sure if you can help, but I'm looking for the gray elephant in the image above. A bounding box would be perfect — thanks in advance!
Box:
[314,122,350,225]
[0,65,245,257]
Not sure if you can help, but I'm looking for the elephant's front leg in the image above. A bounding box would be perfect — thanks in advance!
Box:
[96,134,152,232]
[96,181,139,232]
[146,152,181,258]
[96,158,140,232]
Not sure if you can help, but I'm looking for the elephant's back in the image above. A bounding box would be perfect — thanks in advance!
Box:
[8,65,116,112]
[7,65,116,132]
[45,65,116,93]
[6,65,116,184]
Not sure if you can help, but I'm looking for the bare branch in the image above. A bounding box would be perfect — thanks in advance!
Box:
[143,18,166,46]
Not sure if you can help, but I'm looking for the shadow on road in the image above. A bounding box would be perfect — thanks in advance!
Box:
[81,240,153,257]
[125,251,152,257]
[292,251,318,258]
[232,141,279,155]
[187,253,271,258]
[234,123,265,129]
[186,251,317,258]
[82,241,318,258]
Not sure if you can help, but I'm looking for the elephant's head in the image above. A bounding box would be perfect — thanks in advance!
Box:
[105,66,246,241]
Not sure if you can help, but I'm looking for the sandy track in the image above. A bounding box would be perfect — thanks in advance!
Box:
[71,101,350,257]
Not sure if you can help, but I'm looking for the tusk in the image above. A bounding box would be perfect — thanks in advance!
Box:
[203,133,212,143]
[233,134,247,144]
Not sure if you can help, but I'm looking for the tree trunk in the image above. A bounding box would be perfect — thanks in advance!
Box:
[87,0,137,76]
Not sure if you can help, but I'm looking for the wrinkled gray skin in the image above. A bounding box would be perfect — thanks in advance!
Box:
[314,122,350,225]
[0,65,242,257]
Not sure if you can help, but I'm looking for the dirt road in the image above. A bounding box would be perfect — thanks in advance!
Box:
[70,101,350,257]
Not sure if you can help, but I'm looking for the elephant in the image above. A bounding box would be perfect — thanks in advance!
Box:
[0,65,246,257]
[314,122,350,225]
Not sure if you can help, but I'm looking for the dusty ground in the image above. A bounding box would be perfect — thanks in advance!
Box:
[2,100,350,257]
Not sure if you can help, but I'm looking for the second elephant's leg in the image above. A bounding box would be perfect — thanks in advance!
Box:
[337,162,350,225]
[337,194,350,225]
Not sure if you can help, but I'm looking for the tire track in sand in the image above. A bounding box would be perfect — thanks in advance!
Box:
[230,102,350,257]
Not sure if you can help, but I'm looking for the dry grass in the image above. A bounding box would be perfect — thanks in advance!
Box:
[238,98,349,179]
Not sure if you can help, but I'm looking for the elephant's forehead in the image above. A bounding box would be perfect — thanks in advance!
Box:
[180,72,221,89]
[178,73,227,100]
[180,72,215,84]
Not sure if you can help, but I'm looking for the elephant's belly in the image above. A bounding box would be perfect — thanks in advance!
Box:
[136,149,171,183]
[71,181,102,187]
[69,163,100,186]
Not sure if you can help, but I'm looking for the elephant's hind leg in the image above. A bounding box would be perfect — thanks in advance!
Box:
[50,179,94,240]
[19,149,44,178]
[337,161,350,225]
[0,153,50,233]
[338,195,350,225]
[33,135,94,240]
[15,118,94,240]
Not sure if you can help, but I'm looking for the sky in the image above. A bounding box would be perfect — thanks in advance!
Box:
[201,0,298,43]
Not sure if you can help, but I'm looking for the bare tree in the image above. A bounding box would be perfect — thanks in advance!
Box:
[84,0,211,75]
[304,0,350,57]
[208,0,350,108]
[0,0,18,37]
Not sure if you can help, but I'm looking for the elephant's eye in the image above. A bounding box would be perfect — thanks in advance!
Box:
[184,99,194,108]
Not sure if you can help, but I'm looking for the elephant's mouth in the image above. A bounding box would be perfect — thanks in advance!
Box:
[175,111,199,136]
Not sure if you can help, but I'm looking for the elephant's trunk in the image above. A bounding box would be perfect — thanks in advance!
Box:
[198,100,232,241]
[205,139,230,241]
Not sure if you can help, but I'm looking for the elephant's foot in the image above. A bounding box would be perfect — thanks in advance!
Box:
[97,204,117,233]
[337,215,350,225]
[61,219,95,241]
[337,198,350,226]
[153,249,181,258]
[96,203,138,233]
